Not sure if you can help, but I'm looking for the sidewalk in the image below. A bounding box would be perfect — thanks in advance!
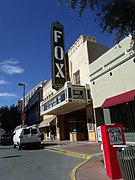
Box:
[43,140,123,180]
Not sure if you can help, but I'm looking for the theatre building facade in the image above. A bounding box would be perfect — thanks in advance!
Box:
[40,35,109,141]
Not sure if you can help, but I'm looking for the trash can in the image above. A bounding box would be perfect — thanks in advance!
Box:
[117,145,135,180]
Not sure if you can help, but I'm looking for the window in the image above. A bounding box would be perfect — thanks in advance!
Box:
[73,70,80,85]
[23,129,30,135]
[31,129,37,134]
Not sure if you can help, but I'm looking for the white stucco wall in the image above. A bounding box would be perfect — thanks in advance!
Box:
[68,36,91,86]
[42,80,57,101]
[89,35,135,108]
[68,35,108,86]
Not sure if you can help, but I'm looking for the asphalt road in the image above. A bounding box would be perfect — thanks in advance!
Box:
[0,145,83,180]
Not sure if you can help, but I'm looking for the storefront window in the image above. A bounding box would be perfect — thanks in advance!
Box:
[110,101,135,132]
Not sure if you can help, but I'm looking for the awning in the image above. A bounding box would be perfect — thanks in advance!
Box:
[101,89,135,108]
[39,115,56,128]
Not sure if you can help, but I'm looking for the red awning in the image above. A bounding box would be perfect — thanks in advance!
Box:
[101,89,135,108]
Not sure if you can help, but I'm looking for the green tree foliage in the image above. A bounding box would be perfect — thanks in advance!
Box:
[0,105,21,133]
[58,0,135,43]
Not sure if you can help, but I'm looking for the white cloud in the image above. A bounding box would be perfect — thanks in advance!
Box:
[0,92,18,99]
[0,59,18,65]
[0,79,8,85]
[0,59,24,75]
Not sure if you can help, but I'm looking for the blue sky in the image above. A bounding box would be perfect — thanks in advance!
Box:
[0,0,116,107]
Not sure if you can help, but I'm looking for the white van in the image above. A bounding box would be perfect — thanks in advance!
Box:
[13,126,41,150]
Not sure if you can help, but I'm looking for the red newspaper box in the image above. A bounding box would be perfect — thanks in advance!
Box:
[100,124,126,179]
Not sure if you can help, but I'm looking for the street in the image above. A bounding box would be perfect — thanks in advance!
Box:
[0,145,83,180]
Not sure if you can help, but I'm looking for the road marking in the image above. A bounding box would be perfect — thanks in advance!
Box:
[70,156,93,180]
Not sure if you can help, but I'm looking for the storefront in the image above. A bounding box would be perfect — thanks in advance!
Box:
[89,35,135,142]
[101,89,135,141]
[39,115,56,140]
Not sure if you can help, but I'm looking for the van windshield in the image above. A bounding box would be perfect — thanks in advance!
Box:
[23,129,30,135]
[31,129,37,134]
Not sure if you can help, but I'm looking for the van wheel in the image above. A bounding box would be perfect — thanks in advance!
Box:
[18,144,22,150]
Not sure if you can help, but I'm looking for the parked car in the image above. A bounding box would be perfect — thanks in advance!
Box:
[1,134,12,145]
[13,126,41,150]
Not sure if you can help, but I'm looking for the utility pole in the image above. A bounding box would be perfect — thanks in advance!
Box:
[18,83,26,127]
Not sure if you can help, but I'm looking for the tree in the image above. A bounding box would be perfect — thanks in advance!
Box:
[58,0,135,43]
[0,105,21,133]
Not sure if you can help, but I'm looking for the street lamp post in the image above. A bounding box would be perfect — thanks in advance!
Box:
[18,83,26,127]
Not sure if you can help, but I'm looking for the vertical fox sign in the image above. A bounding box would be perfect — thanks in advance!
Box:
[51,21,66,91]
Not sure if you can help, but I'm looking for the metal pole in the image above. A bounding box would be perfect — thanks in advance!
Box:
[22,83,25,127]
[18,83,26,127]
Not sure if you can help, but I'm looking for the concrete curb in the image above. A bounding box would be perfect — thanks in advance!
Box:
[70,156,93,180]
[45,147,91,159]
[45,147,93,180]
